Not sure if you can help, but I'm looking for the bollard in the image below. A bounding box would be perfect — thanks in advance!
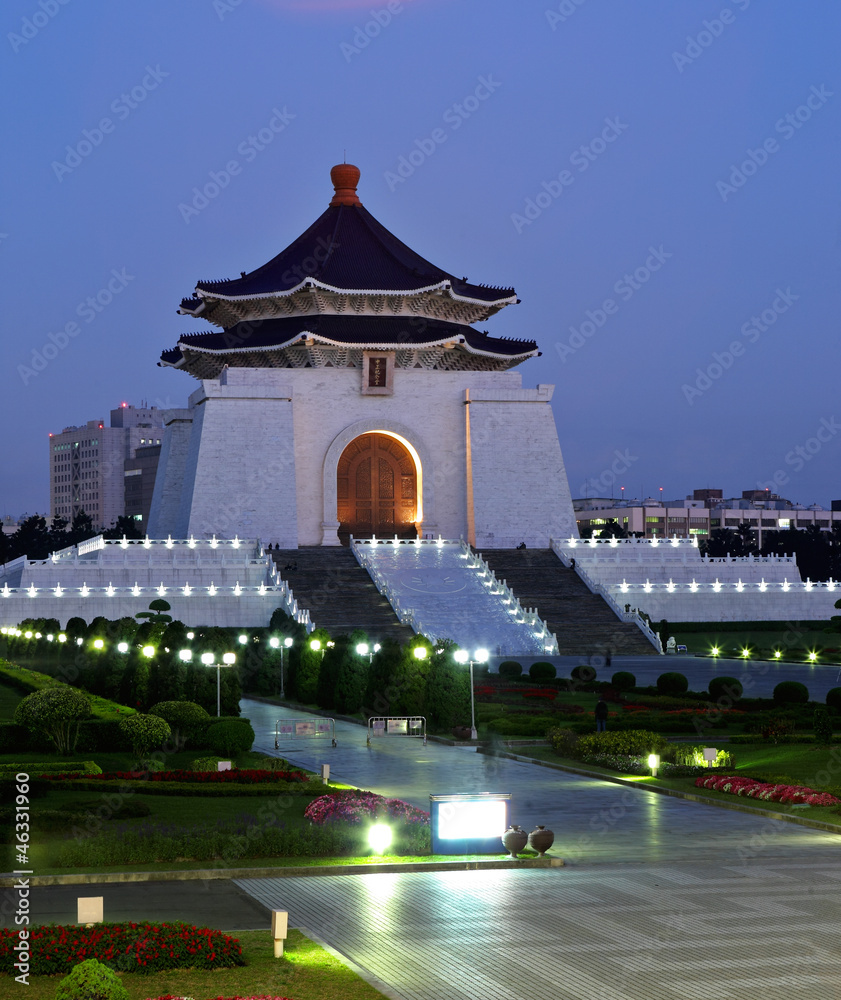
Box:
[321,763,330,784]
[77,896,103,927]
[272,909,288,958]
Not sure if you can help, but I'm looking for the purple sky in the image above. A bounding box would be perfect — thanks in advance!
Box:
[2,0,840,520]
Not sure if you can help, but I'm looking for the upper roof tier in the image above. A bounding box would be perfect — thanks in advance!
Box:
[179,163,517,327]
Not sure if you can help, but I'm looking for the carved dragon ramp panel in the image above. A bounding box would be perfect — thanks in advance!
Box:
[337,433,417,542]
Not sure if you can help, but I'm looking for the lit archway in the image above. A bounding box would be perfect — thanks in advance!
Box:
[321,421,434,545]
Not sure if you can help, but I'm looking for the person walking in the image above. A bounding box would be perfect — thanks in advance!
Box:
[595,695,609,733]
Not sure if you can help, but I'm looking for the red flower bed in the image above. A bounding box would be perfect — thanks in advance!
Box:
[521,689,558,701]
[695,774,840,807]
[474,685,496,698]
[38,769,308,784]
[0,922,244,976]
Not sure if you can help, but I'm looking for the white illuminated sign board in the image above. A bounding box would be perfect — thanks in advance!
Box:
[436,800,507,840]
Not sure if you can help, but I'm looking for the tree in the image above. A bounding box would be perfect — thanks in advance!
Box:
[334,629,370,714]
[10,514,51,560]
[294,628,331,704]
[103,515,145,540]
[14,685,92,754]
[425,643,471,730]
[136,598,173,626]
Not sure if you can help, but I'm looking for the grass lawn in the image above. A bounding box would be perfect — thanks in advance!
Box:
[1,928,389,1000]
[516,744,841,826]
[671,627,840,658]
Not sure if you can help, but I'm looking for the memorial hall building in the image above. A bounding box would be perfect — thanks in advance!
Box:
[148,164,577,549]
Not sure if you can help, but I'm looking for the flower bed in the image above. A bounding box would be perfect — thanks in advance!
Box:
[695,774,841,807]
[305,789,429,826]
[145,996,292,999]
[38,768,308,784]
[0,922,243,976]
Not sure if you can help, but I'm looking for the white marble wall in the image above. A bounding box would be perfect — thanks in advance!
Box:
[148,366,578,548]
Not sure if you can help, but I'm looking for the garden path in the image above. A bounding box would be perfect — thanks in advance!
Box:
[240,698,841,999]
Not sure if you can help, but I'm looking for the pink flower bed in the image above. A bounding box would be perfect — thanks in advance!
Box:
[304,790,429,826]
[145,995,293,999]
[696,774,840,807]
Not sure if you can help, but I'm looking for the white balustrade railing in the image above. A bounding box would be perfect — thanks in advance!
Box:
[352,536,558,654]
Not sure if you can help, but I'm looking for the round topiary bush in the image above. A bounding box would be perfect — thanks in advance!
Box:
[498,660,522,678]
[149,700,210,747]
[708,676,743,701]
[773,680,809,705]
[826,687,841,714]
[571,664,596,683]
[529,661,557,682]
[118,714,172,756]
[55,958,130,1000]
[205,720,255,756]
[14,685,92,755]
[611,671,636,691]
[656,671,688,696]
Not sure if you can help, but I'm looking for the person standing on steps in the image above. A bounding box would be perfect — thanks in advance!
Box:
[595,695,609,733]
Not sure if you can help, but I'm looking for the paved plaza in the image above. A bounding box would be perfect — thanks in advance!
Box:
[16,694,841,999]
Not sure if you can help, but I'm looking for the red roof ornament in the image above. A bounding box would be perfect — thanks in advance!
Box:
[329,163,361,207]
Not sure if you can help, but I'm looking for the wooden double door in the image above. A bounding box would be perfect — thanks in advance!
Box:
[337,433,417,540]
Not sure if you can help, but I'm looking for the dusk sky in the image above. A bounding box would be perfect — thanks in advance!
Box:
[2,0,840,521]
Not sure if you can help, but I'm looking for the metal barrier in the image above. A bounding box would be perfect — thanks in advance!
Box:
[275,718,337,748]
[366,716,427,746]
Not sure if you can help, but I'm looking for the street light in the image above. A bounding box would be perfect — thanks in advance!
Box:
[454,647,488,740]
[356,642,381,664]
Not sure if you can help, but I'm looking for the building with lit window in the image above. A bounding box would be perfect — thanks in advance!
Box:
[574,488,841,541]
[49,404,164,530]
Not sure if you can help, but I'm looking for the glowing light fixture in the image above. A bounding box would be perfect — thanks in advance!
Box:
[141,645,155,658]
[179,649,192,662]
[117,642,129,654]
[368,823,393,854]
[93,639,104,650]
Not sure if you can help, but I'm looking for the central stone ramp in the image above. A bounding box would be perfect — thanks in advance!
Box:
[270,547,413,643]
[353,539,556,655]
[478,548,656,655]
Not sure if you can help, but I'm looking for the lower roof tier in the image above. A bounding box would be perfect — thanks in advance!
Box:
[160,315,539,379]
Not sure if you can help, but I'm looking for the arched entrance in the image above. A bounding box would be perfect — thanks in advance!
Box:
[337,433,418,541]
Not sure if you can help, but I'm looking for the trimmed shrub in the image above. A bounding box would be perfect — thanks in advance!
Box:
[528,661,557,682]
[571,664,596,683]
[189,756,225,771]
[206,720,255,756]
[13,685,92,754]
[485,715,555,737]
[0,761,101,776]
[498,660,522,678]
[611,671,636,691]
[577,729,670,757]
[773,680,809,705]
[826,687,841,714]
[55,958,130,1000]
[547,727,580,757]
[656,672,688,696]
[118,714,172,756]
[148,700,210,748]
[708,676,743,701]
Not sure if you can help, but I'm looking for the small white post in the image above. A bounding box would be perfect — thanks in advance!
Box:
[77,896,103,927]
[321,764,330,784]
[272,909,288,958]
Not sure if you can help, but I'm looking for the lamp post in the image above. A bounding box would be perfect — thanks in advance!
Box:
[355,642,381,664]
[454,647,488,740]
[269,637,294,696]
